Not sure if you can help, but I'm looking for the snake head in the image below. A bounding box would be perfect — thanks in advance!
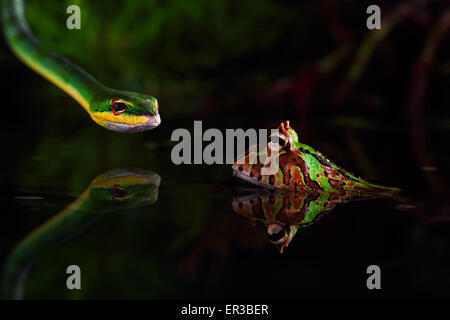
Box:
[89,168,161,207]
[89,90,161,133]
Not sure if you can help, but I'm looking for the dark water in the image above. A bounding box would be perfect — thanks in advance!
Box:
[1,102,449,299]
[1,0,450,300]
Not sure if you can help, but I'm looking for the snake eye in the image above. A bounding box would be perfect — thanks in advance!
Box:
[112,184,127,201]
[111,100,128,115]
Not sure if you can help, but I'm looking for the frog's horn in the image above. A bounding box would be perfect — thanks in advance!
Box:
[278,121,291,137]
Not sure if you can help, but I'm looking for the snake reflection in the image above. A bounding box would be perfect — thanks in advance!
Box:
[3,168,160,299]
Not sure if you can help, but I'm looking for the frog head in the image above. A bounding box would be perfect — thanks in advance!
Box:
[232,121,311,191]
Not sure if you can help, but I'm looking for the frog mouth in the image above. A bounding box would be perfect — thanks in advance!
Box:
[232,166,279,189]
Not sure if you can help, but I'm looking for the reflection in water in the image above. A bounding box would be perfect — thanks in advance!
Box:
[232,186,396,253]
[2,168,160,300]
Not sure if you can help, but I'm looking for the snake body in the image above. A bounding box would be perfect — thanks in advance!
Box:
[2,0,160,132]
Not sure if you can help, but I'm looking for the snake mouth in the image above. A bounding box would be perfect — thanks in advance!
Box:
[104,113,161,133]
[143,113,161,128]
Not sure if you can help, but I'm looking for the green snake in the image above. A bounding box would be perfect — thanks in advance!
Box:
[1,0,160,133]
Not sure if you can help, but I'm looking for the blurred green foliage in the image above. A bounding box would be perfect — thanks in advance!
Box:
[26,0,294,100]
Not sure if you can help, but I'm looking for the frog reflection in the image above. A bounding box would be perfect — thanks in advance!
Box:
[3,168,160,299]
[232,188,392,253]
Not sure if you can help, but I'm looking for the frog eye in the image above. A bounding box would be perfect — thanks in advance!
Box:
[111,100,128,115]
[112,184,127,201]
[268,132,288,152]
[266,223,289,245]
